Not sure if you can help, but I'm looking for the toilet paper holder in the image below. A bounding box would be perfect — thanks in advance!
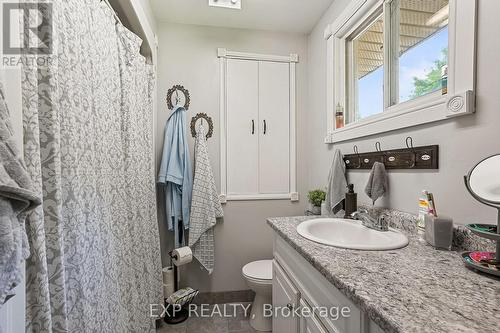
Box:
[168,250,180,291]
[168,246,193,294]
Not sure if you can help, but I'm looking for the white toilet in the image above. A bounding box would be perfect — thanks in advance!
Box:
[242,260,273,332]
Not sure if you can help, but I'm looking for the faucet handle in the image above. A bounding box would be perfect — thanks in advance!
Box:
[377,214,389,230]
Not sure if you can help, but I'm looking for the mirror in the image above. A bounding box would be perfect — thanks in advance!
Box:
[465,154,500,206]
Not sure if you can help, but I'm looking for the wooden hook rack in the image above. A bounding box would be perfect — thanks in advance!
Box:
[344,140,439,170]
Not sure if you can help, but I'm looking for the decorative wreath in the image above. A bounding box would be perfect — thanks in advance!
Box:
[190,113,213,140]
[166,85,190,110]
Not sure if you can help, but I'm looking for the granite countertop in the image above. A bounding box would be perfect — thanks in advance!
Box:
[267,216,500,333]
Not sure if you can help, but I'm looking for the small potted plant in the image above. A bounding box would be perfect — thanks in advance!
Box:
[307,189,326,215]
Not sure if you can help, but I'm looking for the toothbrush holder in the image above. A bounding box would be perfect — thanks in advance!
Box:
[424,214,453,250]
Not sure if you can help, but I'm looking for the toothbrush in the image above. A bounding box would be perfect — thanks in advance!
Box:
[426,192,437,217]
[429,193,437,217]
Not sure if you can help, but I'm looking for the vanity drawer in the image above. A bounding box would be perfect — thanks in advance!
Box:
[299,299,329,333]
[274,235,362,333]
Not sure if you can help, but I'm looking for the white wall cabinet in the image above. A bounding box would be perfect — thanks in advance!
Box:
[273,233,385,333]
[226,59,260,195]
[219,49,298,202]
[258,61,290,195]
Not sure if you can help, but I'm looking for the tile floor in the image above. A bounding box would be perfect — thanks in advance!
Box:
[157,303,260,333]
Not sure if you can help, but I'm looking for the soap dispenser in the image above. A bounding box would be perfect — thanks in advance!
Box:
[344,184,358,218]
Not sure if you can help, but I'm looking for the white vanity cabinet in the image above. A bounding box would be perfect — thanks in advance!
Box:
[299,299,329,333]
[272,260,300,333]
[272,234,385,333]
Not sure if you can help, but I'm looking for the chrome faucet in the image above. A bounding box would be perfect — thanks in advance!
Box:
[351,209,389,232]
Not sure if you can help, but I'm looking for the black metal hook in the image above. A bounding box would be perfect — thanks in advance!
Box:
[374,141,386,164]
[405,136,417,168]
[352,145,362,168]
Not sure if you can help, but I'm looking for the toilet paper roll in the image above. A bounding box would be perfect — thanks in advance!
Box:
[172,246,192,266]
[162,266,174,285]
[163,283,174,298]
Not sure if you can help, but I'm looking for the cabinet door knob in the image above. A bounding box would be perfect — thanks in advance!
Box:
[251,120,255,134]
[263,119,267,134]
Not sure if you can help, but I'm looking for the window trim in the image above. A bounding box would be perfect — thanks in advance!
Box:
[345,6,385,123]
[324,0,477,144]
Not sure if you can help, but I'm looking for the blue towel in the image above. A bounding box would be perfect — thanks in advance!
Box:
[158,106,192,248]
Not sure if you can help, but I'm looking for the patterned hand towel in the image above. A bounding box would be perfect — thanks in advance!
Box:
[0,83,41,305]
[188,124,223,274]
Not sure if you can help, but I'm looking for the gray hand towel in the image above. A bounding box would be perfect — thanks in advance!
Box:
[325,149,348,214]
[365,162,387,205]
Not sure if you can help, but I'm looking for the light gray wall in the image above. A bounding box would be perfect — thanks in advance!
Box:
[307,0,500,225]
[156,22,308,292]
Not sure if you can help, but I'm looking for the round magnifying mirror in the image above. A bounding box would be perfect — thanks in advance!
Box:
[466,154,500,206]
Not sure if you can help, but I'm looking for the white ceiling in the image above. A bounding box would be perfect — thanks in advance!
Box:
[150,0,335,34]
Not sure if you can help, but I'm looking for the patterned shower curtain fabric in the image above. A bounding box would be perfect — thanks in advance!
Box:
[0,82,41,305]
[21,1,163,332]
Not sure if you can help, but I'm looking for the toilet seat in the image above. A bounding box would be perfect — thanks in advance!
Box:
[242,260,272,281]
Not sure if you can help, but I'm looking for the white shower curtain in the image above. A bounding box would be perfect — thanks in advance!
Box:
[21,1,162,332]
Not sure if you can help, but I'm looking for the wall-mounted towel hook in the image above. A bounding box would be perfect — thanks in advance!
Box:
[174,90,181,105]
[190,113,214,140]
[405,136,417,168]
[343,139,438,170]
[166,85,190,110]
[374,141,386,165]
[344,145,362,168]
[353,145,361,169]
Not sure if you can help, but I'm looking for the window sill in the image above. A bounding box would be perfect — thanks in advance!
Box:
[324,90,475,144]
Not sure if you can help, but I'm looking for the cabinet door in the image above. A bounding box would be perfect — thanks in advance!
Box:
[226,59,259,195]
[273,260,300,333]
[258,61,290,194]
[299,300,329,333]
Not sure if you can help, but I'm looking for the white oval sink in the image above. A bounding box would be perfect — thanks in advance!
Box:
[297,218,409,251]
